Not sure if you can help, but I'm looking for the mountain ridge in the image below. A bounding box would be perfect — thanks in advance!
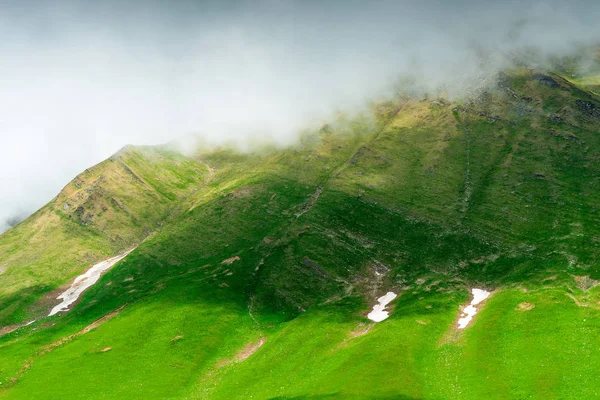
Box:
[1,66,600,399]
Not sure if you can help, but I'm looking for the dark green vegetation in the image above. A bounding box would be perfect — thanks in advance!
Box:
[1,66,600,399]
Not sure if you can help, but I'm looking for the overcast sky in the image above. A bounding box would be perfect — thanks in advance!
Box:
[1,0,599,232]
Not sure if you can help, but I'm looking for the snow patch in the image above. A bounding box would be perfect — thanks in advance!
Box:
[49,249,134,316]
[367,291,397,322]
[457,288,491,329]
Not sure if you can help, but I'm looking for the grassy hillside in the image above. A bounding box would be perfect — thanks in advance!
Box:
[0,67,600,399]
[0,146,209,327]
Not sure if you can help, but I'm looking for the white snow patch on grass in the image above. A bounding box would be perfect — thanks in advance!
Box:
[367,291,397,322]
[457,288,491,329]
[49,249,135,316]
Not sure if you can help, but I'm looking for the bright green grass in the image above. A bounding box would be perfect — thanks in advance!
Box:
[3,286,599,399]
[1,285,260,399]
[192,287,600,400]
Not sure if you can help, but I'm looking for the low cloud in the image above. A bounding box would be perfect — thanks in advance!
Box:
[0,213,27,234]
[1,0,599,232]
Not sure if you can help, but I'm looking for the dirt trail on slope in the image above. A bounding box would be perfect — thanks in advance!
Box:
[217,337,266,368]
[295,186,323,218]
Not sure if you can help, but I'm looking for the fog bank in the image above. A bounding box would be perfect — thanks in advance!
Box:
[1,0,599,232]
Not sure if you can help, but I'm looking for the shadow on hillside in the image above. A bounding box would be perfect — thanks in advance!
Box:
[0,284,52,330]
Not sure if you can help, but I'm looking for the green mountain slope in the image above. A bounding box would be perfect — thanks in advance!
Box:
[1,67,600,399]
[0,146,209,327]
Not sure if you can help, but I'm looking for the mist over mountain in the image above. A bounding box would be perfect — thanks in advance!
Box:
[0,214,25,234]
[1,0,599,232]
[2,2,600,398]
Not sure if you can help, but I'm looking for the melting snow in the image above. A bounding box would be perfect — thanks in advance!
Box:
[49,249,134,316]
[367,292,397,322]
[457,288,491,329]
